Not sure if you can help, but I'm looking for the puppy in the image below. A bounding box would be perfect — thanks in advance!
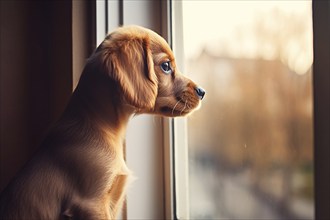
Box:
[0,25,205,219]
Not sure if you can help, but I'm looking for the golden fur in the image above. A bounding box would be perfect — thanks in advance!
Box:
[0,25,205,219]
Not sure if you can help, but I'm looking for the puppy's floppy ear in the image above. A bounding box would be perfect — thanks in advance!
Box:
[99,34,157,109]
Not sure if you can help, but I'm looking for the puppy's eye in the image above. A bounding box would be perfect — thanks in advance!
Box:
[160,61,172,75]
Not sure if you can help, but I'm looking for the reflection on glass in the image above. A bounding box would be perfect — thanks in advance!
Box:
[182,1,314,219]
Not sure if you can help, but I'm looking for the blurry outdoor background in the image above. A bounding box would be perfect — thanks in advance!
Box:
[181,1,314,219]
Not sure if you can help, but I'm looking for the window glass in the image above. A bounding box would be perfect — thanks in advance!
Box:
[181,1,314,219]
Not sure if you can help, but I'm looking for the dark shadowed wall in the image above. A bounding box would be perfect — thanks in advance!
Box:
[0,0,95,191]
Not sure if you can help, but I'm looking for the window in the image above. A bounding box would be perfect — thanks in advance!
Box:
[173,1,314,219]
[95,1,328,219]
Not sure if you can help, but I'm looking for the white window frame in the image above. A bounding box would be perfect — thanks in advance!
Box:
[171,0,190,219]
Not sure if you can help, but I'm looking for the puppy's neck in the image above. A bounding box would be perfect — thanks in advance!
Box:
[65,70,135,149]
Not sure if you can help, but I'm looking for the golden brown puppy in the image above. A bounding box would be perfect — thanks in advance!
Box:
[0,25,205,219]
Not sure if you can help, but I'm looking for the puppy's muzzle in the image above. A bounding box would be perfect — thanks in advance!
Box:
[195,86,206,100]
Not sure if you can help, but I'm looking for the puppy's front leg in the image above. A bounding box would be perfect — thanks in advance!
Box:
[108,174,130,219]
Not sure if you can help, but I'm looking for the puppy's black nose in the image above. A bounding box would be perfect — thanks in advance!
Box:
[195,87,206,100]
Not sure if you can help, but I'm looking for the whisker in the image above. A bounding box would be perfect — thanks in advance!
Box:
[186,102,192,110]
[180,100,188,115]
[172,100,181,115]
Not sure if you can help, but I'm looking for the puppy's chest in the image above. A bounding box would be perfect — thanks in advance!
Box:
[104,157,135,200]
[111,156,132,177]
[89,136,134,196]
[104,153,133,181]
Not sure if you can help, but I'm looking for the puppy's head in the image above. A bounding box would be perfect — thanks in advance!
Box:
[95,25,205,117]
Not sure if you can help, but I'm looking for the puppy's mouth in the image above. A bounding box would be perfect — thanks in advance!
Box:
[155,95,201,117]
